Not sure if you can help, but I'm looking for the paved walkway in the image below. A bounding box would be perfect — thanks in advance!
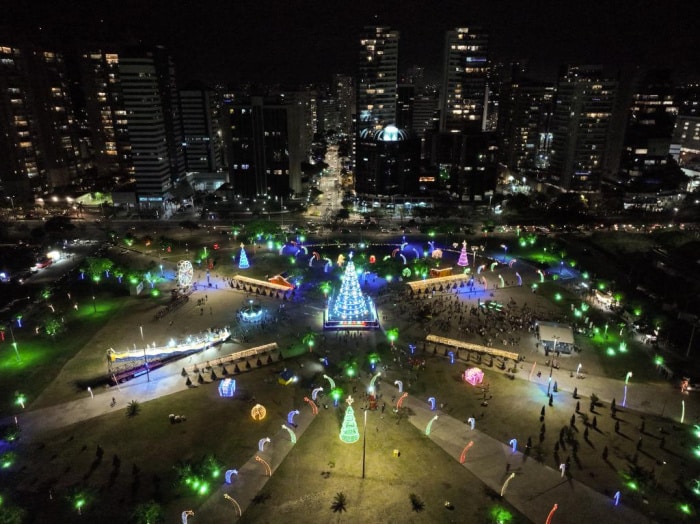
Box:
[401,394,650,524]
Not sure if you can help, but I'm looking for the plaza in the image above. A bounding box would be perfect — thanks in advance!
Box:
[1,230,699,523]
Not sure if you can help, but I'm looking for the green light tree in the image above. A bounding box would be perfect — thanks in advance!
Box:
[339,396,360,444]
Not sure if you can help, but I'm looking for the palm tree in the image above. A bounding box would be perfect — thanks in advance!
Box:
[131,501,164,524]
[331,492,347,513]
[409,493,425,512]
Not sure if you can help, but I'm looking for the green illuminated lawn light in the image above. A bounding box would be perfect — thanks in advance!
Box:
[554,293,562,301]
[626,480,638,491]
[489,505,513,524]
[606,348,616,357]
[679,503,692,515]
[655,355,664,367]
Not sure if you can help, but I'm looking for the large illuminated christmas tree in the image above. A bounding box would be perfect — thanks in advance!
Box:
[457,241,469,267]
[339,396,360,443]
[238,243,250,269]
[324,253,379,330]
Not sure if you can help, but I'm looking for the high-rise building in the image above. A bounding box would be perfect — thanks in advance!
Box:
[180,89,222,173]
[499,78,555,173]
[621,69,677,176]
[81,46,184,203]
[0,44,43,200]
[549,65,618,191]
[411,91,439,139]
[333,74,354,136]
[25,48,82,191]
[119,55,172,200]
[80,49,132,182]
[0,44,83,200]
[357,26,399,134]
[439,27,489,132]
[226,95,299,197]
[671,82,700,165]
[396,84,414,131]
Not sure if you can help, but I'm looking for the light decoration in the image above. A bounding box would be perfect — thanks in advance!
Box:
[255,456,271,476]
[324,253,379,330]
[509,439,517,453]
[312,387,323,401]
[396,392,408,409]
[457,241,469,267]
[303,396,318,415]
[501,473,516,496]
[238,243,250,269]
[223,494,242,516]
[613,491,621,506]
[339,396,360,443]
[432,248,443,259]
[250,404,267,421]
[428,397,437,410]
[516,272,522,286]
[218,379,236,398]
[425,415,439,435]
[177,261,193,287]
[323,374,336,389]
[281,424,297,444]
[287,410,300,425]
[545,504,558,524]
[181,510,195,524]
[368,372,381,394]
[622,372,632,407]
[258,437,270,451]
[394,380,403,393]
[467,417,475,430]
[224,469,238,484]
[459,441,474,463]
[464,368,484,386]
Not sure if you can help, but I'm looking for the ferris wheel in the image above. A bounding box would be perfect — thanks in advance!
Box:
[177,260,194,288]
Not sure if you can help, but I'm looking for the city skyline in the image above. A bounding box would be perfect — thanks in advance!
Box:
[4,0,700,85]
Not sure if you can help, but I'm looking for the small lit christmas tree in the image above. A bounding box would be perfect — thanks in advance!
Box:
[339,396,360,443]
[238,243,250,269]
[457,241,469,267]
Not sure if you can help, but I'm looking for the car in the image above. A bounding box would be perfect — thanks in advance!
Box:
[36,258,53,269]
[340,229,351,234]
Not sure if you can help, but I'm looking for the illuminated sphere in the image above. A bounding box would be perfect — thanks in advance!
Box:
[251,404,267,421]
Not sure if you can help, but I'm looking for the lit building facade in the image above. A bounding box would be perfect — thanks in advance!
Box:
[357,26,399,134]
[439,27,489,133]
[549,65,618,191]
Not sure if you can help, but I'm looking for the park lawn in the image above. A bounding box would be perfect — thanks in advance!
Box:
[7,364,307,523]
[237,397,527,524]
[0,295,129,412]
[388,351,700,523]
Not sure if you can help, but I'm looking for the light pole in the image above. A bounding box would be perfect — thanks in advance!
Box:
[500,244,507,262]
[362,408,367,479]
[6,196,15,217]
[139,325,150,382]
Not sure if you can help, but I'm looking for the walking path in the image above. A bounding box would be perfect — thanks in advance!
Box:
[401,394,650,524]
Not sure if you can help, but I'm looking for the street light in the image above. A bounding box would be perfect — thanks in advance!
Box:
[6,196,15,217]
[500,244,507,262]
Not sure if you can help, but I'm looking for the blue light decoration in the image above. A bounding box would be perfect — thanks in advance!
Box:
[238,243,250,269]
[323,253,379,331]
[225,469,238,484]
[218,379,236,398]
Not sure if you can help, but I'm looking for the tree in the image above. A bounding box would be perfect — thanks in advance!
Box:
[409,493,425,512]
[131,501,164,524]
[126,400,140,418]
[331,492,347,513]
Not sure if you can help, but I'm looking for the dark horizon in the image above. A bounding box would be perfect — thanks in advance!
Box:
[4,0,700,86]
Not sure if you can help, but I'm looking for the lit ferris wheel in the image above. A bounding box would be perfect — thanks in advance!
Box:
[177,260,194,288]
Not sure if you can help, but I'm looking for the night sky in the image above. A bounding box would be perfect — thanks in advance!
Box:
[5,0,700,85]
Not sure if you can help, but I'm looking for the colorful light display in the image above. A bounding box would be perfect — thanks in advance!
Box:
[339,396,360,443]
[324,254,379,330]
[238,243,250,269]
[250,404,266,420]
[457,241,469,267]
[464,368,484,386]
[218,379,236,398]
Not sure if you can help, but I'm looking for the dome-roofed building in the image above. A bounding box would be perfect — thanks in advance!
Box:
[355,124,420,197]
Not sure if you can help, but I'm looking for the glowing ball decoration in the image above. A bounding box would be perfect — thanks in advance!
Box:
[250,404,267,421]
[369,255,376,264]
[464,367,484,386]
